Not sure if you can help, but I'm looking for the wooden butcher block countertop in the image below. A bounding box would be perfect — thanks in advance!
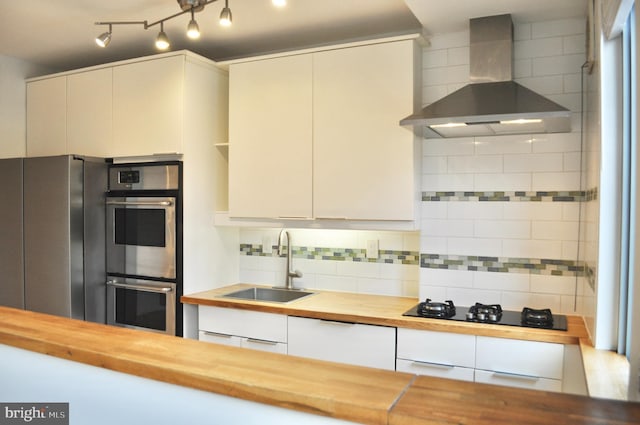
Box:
[0,306,412,425]
[390,376,640,425]
[182,283,589,345]
[2,306,640,425]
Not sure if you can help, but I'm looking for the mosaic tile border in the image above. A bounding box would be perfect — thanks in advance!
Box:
[422,188,599,202]
[240,244,419,265]
[420,253,585,277]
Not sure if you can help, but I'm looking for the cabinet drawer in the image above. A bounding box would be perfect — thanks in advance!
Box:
[199,306,287,343]
[288,316,396,370]
[476,336,564,380]
[474,369,562,392]
[198,330,242,347]
[396,359,474,382]
[397,328,475,368]
[241,338,287,354]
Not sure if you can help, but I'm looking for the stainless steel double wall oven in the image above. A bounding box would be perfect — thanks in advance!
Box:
[106,162,183,336]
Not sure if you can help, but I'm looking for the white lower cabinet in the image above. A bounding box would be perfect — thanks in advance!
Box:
[198,306,287,354]
[287,316,396,370]
[475,336,564,392]
[396,328,475,382]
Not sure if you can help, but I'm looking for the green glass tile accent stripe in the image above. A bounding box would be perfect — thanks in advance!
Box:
[422,189,599,202]
[420,253,586,277]
[239,244,419,265]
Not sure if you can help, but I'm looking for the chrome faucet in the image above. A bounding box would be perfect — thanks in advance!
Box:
[276,229,303,289]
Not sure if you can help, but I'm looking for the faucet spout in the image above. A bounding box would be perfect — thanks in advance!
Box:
[277,229,302,290]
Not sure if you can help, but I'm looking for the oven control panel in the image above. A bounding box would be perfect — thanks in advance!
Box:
[108,163,180,191]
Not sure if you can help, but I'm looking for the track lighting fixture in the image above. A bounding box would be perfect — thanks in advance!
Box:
[95,0,284,50]
[155,22,171,50]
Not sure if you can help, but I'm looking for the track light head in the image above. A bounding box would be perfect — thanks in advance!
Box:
[95,24,112,48]
[220,0,232,27]
[187,9,200,39]
[272,0,286,7]
[156,23,170,50]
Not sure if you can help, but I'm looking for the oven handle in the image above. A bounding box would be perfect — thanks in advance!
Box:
[106,200,173,207]
[106,280,174,294]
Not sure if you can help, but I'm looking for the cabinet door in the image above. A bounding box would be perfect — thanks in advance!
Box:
[313,41,416,220]
[112,56,184,157]
[228,55,313,218]
[26,76,67,157]
[67,68,113,157]
[287,316,396,370]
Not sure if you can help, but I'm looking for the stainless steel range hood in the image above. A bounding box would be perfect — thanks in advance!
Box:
[400,14,571,139]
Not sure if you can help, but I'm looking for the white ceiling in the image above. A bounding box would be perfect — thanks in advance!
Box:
[0,0,587,72]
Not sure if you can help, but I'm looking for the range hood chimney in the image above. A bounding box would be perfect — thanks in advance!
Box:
[400,14,571,138]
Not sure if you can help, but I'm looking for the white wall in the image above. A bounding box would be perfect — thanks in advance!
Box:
[418,19,591,314]
[0,55,56,158]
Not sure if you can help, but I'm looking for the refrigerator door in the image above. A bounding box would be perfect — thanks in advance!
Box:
[0,158,24,309]
[24,155,81,319]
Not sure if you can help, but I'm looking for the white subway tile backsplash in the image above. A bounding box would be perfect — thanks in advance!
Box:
[532,172,581,190]
[421,202,448,219]
[514,58,533,78]
[531,132,581,153]
[503,203,563,221]
[422,173,474,192]
[502,239,563,259]
[514,22,532,41]
[314,275,358,293]
[420,235,447,254]
[563,73,582,93]
[448,155,503,174]
[474,173,532,191]
[547,92,582,112]
[531,19,586,39]
[475,220,531,239]
[504,153,564,173]
[532,54,586,77]
[531,274,577,295]
[446,287,502,307]
[564,152,582,171]
[532,220,579,241]
[427,30,469,49]
[474,272,530,292]
[447,46,469,65]
[357,277,404,296]
[422,268,473,288]
[423,64,469,86]
[473,134,533,155]
[562,203,581,221]
[423,49,448,68]
[422,155,448,174]
[446,237,502,257]
[422,219,474,238]
[423,138,475,156]
[419,284,448,301]
[563,34,587,54]
[514,37,563,59]
[447,202,503,220]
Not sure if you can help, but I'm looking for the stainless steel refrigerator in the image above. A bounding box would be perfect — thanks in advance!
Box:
[0,155,107,323]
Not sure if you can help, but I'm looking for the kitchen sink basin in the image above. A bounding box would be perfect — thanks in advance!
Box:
[221,287,315,303]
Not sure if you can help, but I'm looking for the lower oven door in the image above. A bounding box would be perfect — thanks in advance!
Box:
[106,277,176,336]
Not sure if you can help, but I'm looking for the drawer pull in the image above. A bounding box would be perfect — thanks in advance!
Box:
[202,331,232,339]
[245,338,278,346]
[411,361,455,370]
[491,371,540,382]
[319,319,355,326]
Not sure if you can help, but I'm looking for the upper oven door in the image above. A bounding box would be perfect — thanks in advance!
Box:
[106,196,176,279]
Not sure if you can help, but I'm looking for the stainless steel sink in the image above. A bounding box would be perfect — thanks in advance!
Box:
[221,287,314,303]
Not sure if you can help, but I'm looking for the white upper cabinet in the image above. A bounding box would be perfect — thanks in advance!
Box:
[25,52,212,159]
[67,68,113,157]
[26,76,67,157]
[112,56,185,157]
[228,54,313,218]
[313,41,417,220]
[227,38,421,223]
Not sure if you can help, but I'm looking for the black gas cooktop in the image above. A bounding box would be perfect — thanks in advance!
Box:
[402,300,568,331]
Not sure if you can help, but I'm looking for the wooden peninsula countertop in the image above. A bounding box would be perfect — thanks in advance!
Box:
[182,283,589,345]
[1,306,640,424]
